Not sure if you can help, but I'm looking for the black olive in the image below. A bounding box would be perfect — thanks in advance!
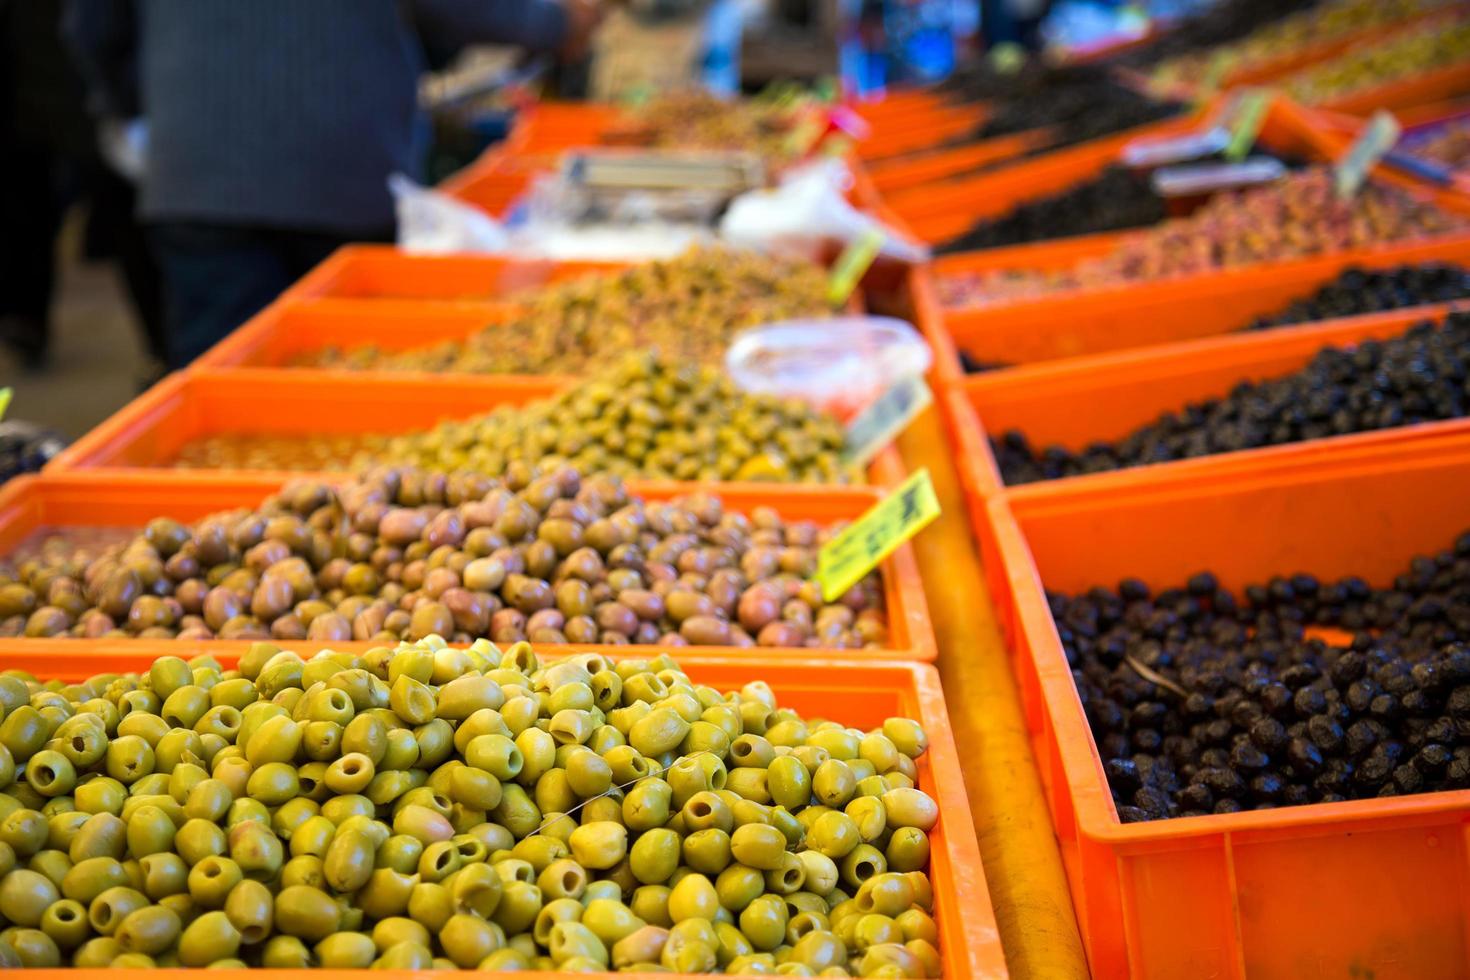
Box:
[994,312,1470,485]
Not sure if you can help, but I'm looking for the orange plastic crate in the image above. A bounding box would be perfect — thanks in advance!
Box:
[919,97,1470,274]
[991,434,1470,979]
[47,369,911,490]
[284,245,624,308]
[0,472,934,663]
[926,236,1470,380]
[1135,6,1456,99]
[950,303,1470,502]
[0,648,1005,979]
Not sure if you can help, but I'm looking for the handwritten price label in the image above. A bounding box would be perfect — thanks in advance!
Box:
[842,374,932,468]
[1336,110,1401,198]
[816,469,940,601]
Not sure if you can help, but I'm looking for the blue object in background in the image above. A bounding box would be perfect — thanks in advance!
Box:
[702,0,743,96]
[840,0,957,95]
[838,0,888,97]
[886,0,956,82]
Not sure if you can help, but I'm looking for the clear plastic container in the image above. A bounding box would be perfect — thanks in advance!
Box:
[725,316,932,419]
[1150,156,1286,197]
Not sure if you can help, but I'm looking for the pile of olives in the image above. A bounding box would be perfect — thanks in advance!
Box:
[635,92,806,163]
[174,353,852,484]
[0,464,887,649]
[937,169,1469,307]
[0,639,944,973]
[1283,13,1470,105]
[1118,0,1317,66]
[298,248,832,376]
[1148,0,1437,93]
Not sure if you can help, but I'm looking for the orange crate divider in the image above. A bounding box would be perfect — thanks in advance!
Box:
[867,129,1053,196]
[858,107,990,161]
[0,648,1005,978]
[885,97,1348,246]
[47,368,911,491]
[864,130,1052,199]
[1316,60,1470,117]
[192,299,535,375]
[285,245,626,306]
[933,229,1126,283]
[938,236,1470,370]
[881,109,1204,226]
[507,101,622,153]
[46,370,561,479]
[852,89,957,124]
[952,302,1470,502]
[440,165,537,218]
[0,472,933,662]
[991,433,1470,978]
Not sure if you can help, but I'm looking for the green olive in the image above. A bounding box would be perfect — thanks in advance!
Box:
[115,904,182,955]
[273,884,341,941]
[730,822,788,871]
[0,867,59,926]
[61,855,130,904]
[224,878,274,944]
[177,910,242,966]
[629,827,680,885]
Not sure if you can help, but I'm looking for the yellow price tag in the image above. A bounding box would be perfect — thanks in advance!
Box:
[0,388,11,423]
[816,469,940,602]
[785,112,828,157]
[827,228,885,306]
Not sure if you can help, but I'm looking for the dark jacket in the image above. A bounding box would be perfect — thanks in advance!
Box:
[65,0,567,232]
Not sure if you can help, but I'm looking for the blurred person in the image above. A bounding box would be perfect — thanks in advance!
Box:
[1,0,98,366]
[67,0,601,369]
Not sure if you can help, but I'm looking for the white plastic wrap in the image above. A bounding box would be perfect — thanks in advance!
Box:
[390,173,709,259]
[389,174,511,254]
[719,159,929,263]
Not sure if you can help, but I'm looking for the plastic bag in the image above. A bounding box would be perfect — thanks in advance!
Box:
[390,173,511,254]
[719,159,929,263]
[391,173,710,259]
[725,316,931,419]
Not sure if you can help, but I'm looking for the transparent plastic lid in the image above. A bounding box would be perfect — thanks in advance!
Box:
[725,317,932,419]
